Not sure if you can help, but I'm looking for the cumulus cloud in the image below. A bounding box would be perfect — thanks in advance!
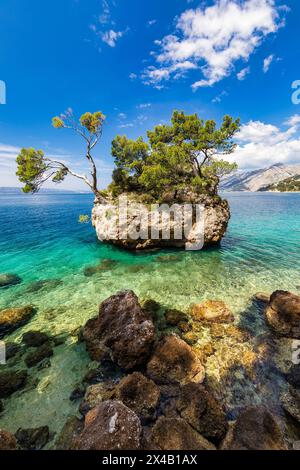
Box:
[263,54,274,72]
[227,115,300,169]
[142,0,285,89]
[101,29,124,47]
[90,1,127,48]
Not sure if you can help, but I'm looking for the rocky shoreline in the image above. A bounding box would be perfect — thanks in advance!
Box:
[1,286,300,450]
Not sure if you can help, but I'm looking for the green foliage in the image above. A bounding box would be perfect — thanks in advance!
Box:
[78,214,90,223]
[111,110,240,200]
[262,175,300,192]
[79,111,106,134]
[16,148,47,193]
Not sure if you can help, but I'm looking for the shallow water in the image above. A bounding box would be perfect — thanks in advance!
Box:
[0,191,300,437]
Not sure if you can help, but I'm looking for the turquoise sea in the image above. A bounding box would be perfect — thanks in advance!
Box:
[0,191,300,437]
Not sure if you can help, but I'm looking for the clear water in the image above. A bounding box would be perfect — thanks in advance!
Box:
[0,191,300,436]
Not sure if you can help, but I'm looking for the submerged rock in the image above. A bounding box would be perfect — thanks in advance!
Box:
[147,334,205,385]
[149,417,216,450]
[83,259,118,277]
[189,300,234,324]
[265,290,300,338]
[15,426,50,450]
[74,400,142,450]
[175,383,228,444]
[0,430,17,450]
[165,309,189,326]
[5,342,21,360]
[82,290,155,369]
[0,306,35,338]
[221,406,287,450]
[22,331,50,347]
[286,363,300,389]
[79,381,116,415]
[253,292,270,303]
[281,386,300,424]
[55,417,83,450]
[0,370,27,398]
[116,372,160,422]
[24,279,62,294]
[0,400,3,413]
[0,273,21,288]
[24,343,53,368]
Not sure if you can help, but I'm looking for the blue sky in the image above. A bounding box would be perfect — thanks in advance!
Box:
[1,0,300,190]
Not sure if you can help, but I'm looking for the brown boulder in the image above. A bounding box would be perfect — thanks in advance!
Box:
[281,386,300,424]
[0,306,35,338]
[116,372,160,421]
[22,331,50,347]
[189,300,234,324]
[24,343,53,368]
[15,426,50,450]
[0,370,27,398]
[265,290,300,338]
[82,290,155,369]
[221,406,287,450]
[149,417,215,450]
[175,383,228,444]
[74,400,142,450]
[55,416,83,450]
[0,430,17,450]
[147,334,205,385]
[79,381,116,415]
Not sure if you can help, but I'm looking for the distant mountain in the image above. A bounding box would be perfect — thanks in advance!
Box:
[220,163,300,192]
[261,174,300,192]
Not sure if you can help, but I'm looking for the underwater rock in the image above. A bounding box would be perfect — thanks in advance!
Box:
[24,279,62,294]
[0,273,21,288]
[181,331,199,345]
[69,384,86,402]
[149,417,216,450]
[0,400,3,412]
[5,342,21,360]
[165,309,189,326]
[55,416,83,450]
[265,290,300,338]
[209,323,251,342]
[82,290,155,369]
[0,430,17,450]
[92,195,230,250]
[22,330,50,347]
[253,292,270,303]
[0,306,35,339]
[147,334,205,385]
[24,343,53,368]
[189,300,234,324]
[74,400,142,450]
[286,363,300,389]
[174,383,228,444]
[0,370,28,398]
[83,259,118,277]
[281,386,300,424]
[116,372,160,422]
[221,406,287,450]
[15,426,50,450]
[79,381,116,415]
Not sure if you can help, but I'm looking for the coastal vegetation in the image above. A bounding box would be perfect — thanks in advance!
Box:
[261,174,300,192]
[15,110,240,203]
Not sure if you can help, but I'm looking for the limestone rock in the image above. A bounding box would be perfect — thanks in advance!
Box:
[221,406,287,450]
[147,334,205,385]
[15,426,50,450]
[149,417,216,450]
[116,372,160,421]
[74,400,142,450]
[265,290,300,338]
[0,370,27,398]
[0,273,21,288]
[0,306,35,338]
[0,430,17,450]
[82,290,155,369]
[189,300,234,324]
[175,383,228,444]
[25,343,53,368]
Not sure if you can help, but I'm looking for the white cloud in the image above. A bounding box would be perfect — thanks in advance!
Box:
[212,90,228,103]
[119,123,134,129]
[227,116,300,169]
[99,0,111,25]
[136,103,152,109]
[129,73,137,80]
[142,0,285,89]
[118,112,127,119]
[101,29,124,47]
[263,53,274,72]
[237,66,250,81]
[147,19,157,27]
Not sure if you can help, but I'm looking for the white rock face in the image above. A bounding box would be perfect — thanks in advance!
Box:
[92,195,230,250]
